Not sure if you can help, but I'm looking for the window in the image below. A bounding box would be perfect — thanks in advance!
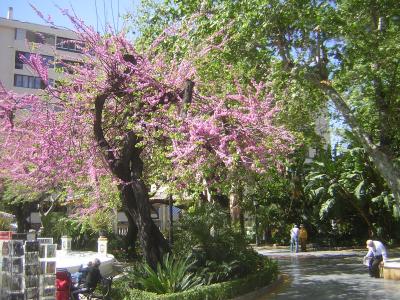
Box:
[35,77,42,89]
[15,51,54,69]
[26,30,55,45]
[15,28,55,45]
[42,55,54,68]
[14,74,49,89]
[15,28,26,40]
[22,75,29,88]
[56,37,83,53]
[14,74,23,87]
[15,51,29,69]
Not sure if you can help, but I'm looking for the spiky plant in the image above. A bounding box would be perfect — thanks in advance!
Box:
[134,253,203,294]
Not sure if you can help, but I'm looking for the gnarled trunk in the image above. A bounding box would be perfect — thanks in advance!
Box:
[13,203,30,233]
[120,181,169,269]
[94,91,170,269]
[90,57,195,268]
[124,208,138,259]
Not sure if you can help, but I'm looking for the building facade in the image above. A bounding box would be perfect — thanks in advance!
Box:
[0,8,81,94]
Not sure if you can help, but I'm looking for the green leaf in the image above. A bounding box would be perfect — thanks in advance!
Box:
[319,198,335,220]
[354,180,365,200]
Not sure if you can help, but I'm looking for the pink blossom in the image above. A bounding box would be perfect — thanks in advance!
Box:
[0,8,295,208]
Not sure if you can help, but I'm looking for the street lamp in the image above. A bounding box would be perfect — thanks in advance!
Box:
[253,200,260,246]
[169,195,174,247]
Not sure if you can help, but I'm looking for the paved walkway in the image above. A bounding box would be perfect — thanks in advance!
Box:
[255,247,400,300]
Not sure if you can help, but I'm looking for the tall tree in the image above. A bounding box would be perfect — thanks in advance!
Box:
[0,9,293,267]
[135,0,400,207]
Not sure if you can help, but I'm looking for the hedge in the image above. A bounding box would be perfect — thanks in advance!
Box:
[111,263,278,300]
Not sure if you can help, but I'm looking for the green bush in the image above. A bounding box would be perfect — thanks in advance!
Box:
[110,203,279,299]
[111,258,278,300]
[106,232,138,261]
[199,260,240,284]
[129,253,203,294]
[41,213,98,250]
[173,203,264,282]
[0,216,11,231]
[43,210,119,251]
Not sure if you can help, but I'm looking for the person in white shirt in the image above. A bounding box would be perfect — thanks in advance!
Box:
[363,239,388,278]
[290,225,300,253]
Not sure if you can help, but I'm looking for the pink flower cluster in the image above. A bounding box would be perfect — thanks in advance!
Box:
[0,8,295,198]
[171,81,295,174]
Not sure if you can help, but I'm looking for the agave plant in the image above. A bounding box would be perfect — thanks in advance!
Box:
[134,253,203,294]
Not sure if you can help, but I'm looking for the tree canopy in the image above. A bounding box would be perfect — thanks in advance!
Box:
[133,0,400,207]
[0,7,294,266]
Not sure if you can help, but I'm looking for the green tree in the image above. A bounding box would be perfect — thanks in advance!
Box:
[0,181,43,232]
[134,0,400,207]
[305,143,399,242]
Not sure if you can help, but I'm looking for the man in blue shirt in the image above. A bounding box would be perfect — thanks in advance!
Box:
[363,240,388,278]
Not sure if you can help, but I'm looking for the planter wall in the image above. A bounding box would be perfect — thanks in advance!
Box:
[112,267,278,300]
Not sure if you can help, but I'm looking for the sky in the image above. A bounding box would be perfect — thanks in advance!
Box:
[0,0,139,31]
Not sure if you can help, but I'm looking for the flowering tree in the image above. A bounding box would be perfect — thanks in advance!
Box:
[0,10,294,267]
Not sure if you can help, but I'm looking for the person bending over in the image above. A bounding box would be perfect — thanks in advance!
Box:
[364,240,388,278]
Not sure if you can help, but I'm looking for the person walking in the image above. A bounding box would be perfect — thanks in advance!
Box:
[363,240,388,278]
[290,225,300,253]
[299,224,308,252]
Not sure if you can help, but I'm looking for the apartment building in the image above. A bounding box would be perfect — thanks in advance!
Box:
[0,7,81,93]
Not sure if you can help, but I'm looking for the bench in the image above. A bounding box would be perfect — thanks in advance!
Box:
[382,258,400,280]
[74,277,113,300]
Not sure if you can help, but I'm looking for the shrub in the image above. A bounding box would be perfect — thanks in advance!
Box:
[128,253,203,294]
[173,203,264,281]
[110,258,278,300]
[0,216,11,230]
[199,260,240,284]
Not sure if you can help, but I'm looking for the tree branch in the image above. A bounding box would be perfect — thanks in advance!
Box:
[181,79,195,118]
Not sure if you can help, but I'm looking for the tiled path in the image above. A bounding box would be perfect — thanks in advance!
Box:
[255,247,400,300]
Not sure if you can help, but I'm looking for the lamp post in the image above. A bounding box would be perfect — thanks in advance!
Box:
[253,200,260,246]
[169,195,173,246]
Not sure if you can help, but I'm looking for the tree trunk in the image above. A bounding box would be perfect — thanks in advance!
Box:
[124,208,138,259]
[239,211,245,235]
[313,79,400,209]
[229,190,241,224]
[340,188,373,236]
[94,91,170,269]
[275,32,400,209]
[120,182,170,269]
[14,204,30,233]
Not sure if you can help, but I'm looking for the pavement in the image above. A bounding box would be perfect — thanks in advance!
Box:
[254,245,365,258]
[251,245,400,300]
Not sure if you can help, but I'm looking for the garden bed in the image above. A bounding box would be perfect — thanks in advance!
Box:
[111,266,278,300]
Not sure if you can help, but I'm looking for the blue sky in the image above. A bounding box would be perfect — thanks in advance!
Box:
[0,0,138,31]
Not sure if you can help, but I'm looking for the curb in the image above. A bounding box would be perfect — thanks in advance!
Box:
[231,274,288,300]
